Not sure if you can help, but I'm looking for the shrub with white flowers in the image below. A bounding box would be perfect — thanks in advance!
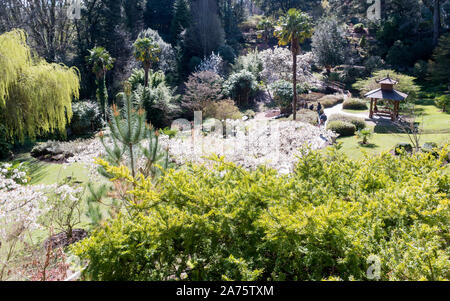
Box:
[0,162,29,189]
[0,178,51,280]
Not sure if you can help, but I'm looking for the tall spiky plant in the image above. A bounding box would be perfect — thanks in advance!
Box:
[86,47,115,120]
[275,9,313,121]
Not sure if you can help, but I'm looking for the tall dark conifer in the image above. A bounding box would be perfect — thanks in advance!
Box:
[170,0,191,44]
[144,0,176,41]
[124,0,145,39]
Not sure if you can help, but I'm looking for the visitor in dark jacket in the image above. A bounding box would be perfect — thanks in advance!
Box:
[320,113,327,126]
[317,102,322,113]
[318,113,327,127]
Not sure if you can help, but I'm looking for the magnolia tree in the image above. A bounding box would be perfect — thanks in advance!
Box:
[259,47,316,85]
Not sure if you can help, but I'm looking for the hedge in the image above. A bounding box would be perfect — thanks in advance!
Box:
[342,98,368,110]
[72,148,450,281]
[326,120,356,136]
[328,114,367,131]
[318,94,345,108]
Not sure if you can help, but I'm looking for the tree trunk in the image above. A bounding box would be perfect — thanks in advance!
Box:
[433,0,441,46]
[292,51,297,120]
[144,66,149,88]
[97,74,108,121]
[129,143,135,178]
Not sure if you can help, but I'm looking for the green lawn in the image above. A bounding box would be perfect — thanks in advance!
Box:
[336,133,449,160]
[29,161,91,185]
[11,153,110,218]
[14,155,111,243]
[11,153,105,187]
[334,104,450,160]
[416,104,450,133]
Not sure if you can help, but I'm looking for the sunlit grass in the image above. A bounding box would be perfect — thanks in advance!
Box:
[332,102,449,160]
[335,133,449,160]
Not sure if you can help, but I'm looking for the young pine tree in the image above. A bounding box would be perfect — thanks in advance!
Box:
[99,83,169,179]
[89,83,171,225]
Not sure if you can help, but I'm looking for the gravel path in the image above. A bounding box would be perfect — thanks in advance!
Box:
[323,103,383,127]
[324,103,369,120]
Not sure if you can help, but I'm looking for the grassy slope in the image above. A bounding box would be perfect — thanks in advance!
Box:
[337,133,449,160]
[335,104,450,160]
[418,105,450,133]
[29,161,90,185]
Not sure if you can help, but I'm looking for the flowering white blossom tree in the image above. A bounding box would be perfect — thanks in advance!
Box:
[259,47,318,86]
[195,52,225,76]
[0,173,51,280]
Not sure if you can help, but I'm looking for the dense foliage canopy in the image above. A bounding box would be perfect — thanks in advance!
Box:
[311,17,349,71]
[74,147,449,281]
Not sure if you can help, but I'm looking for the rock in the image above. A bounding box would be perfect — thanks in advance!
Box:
[43,229,88,250]
[52,154,66,162]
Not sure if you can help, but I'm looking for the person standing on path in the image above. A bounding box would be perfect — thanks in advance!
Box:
[317,102,322,114]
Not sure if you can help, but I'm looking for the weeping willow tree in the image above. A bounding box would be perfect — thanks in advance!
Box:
[0,30,80,142]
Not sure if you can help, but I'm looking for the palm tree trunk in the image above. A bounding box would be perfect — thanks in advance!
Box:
[97,74,108,121]
[144,67,149,88]
[292,51,298,120]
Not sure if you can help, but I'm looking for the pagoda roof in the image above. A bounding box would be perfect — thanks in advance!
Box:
[376,77,398,85]
[364,88,408,101]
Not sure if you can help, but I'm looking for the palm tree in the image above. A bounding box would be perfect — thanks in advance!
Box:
[86,47,115,120]
[257,17,274,45]
[275,9,313,120]
[357,128,373,145]
[133,37,161,87]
